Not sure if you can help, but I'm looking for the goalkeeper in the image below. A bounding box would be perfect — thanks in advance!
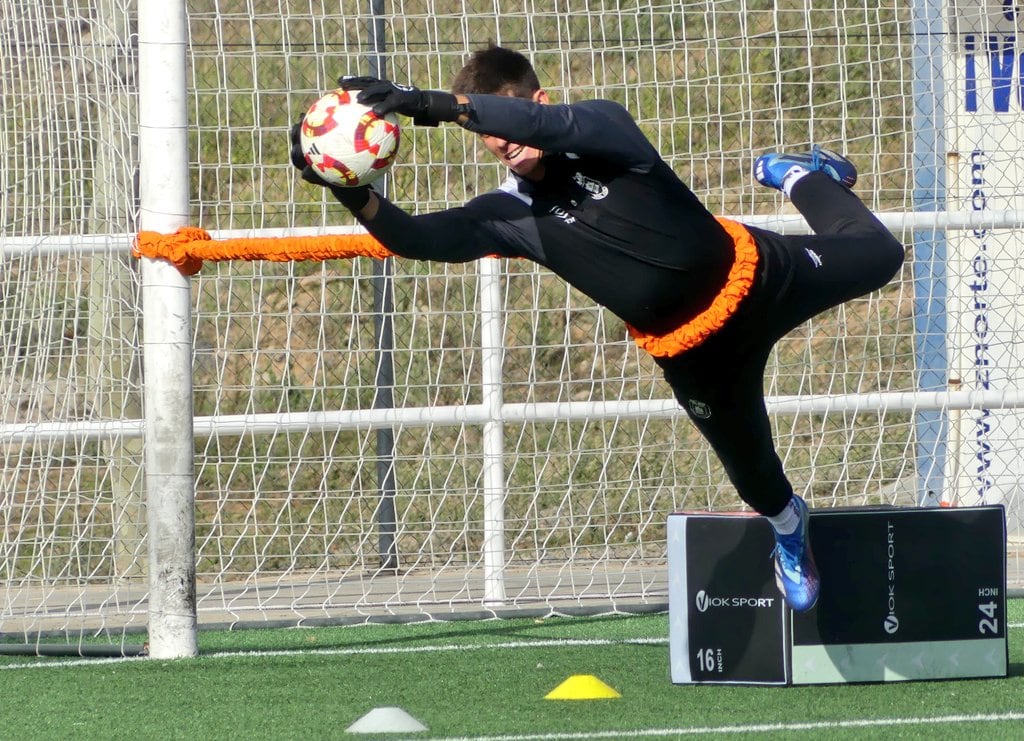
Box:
[290,45,905,612]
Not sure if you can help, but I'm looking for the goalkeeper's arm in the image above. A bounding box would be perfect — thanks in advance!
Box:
[342,77,658,170]
[354,193,527,263]
[291,121,500,263]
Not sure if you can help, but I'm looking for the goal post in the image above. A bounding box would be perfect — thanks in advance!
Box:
[137,0,197,658]
[910,0,949,510]
[3,1,1024,653]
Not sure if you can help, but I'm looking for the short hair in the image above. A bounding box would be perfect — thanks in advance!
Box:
[451,45,541,98]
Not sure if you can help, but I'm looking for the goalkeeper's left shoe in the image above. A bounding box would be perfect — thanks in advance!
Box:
[754,145,857,192]
[771,495,819,612]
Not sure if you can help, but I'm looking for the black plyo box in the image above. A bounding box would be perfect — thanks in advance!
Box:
[667,506,1007,685]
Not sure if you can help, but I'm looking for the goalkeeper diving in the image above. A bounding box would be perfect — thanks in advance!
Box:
[290,45,905,612]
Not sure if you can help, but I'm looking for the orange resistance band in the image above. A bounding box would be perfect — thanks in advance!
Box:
[134,220,757,360]
[133,226,395,275]
[626,217,760,358]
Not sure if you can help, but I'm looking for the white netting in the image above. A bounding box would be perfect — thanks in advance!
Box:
[1,1,1020,640]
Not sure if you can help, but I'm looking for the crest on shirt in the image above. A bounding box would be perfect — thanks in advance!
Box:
[572,171,609,200]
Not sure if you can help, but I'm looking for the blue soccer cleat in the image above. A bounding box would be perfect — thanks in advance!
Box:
[754,145,857,192]
[771,494,819,612]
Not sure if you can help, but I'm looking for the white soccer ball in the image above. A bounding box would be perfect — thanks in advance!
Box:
[300,89,401,187]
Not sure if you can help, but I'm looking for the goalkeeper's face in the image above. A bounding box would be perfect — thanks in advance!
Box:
[480,89,549,180]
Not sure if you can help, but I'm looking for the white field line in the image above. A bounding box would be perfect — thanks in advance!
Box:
[0,637,668,670]
[421,713,1024,740]
[3,624,1024,669]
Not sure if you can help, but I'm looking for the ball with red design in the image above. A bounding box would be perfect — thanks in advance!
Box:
[300,89,401,187]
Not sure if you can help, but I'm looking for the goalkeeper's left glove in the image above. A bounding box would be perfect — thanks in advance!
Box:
[289,121,372,212]
[338,76,472,127]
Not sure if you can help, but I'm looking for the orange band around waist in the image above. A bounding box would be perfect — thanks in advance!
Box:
[626,217,759,358]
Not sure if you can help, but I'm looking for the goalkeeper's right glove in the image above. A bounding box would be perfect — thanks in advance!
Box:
[289,120,372,212]
[338,76,471,127]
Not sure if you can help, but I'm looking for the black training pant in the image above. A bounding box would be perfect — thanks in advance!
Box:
[655,172,906,516]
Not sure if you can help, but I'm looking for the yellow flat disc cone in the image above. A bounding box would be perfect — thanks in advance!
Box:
[544,674,621,700]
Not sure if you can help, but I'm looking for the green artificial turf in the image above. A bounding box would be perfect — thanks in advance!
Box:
[0,602,1021,739]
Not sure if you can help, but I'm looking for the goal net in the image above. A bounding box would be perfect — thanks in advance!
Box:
[1,1,1021,647]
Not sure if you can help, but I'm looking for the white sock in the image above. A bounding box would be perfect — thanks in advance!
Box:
[781,165,810,198]
[767,497,800,535]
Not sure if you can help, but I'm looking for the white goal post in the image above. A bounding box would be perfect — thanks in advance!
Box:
[2,1,1024,658]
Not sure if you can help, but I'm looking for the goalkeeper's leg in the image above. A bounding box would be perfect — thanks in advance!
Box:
[658,346,820,612]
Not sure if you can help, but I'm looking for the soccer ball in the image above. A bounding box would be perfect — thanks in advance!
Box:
[300,89,401,187]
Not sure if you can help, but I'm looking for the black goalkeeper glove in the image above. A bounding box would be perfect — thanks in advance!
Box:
[289,120,371,212]
[338,76,471,127]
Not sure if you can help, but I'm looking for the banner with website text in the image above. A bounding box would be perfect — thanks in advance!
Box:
[945,1,1024,531]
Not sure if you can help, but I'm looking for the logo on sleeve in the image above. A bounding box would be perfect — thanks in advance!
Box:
[687,399,712,419]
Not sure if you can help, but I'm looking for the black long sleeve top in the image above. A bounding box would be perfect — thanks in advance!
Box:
[356,93,735,336]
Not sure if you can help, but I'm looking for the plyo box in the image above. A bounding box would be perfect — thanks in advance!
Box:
[668,505,1007,685]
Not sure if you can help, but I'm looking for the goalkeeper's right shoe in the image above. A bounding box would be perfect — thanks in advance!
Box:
[754,145,858,192]
[771,494,819,613]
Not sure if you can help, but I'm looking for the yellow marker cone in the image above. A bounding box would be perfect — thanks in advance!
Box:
[544,674,621,700]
